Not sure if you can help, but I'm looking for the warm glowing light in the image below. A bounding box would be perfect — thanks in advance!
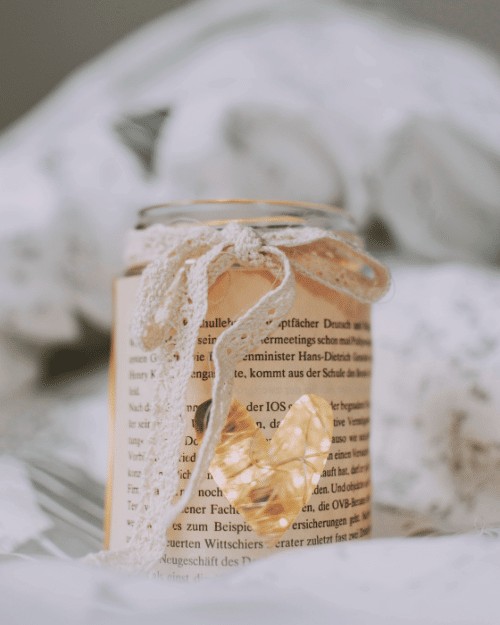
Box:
[197,395,334,547]
[320,439,330,452]
[211,468,226,484]
[228,449,243,464]
[293,474,305,487]
[240,469,252,483]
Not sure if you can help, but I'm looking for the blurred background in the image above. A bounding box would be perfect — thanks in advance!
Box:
[2,0,500,132]
[1,0,500,572]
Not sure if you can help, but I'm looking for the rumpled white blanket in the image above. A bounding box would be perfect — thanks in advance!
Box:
[3,532,500,624]
[0,457,52,553]
[2,0,500,619]
[2,0,500,351]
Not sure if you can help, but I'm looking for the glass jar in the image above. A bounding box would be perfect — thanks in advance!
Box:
[105,200,387,580]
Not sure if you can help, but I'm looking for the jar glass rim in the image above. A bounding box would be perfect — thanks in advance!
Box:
[137,199,356,231]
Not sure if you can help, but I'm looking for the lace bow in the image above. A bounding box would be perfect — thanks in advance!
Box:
[85,221,389,573]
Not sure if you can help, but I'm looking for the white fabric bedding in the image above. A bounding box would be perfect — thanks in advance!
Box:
[2,0,500,620]
[3,531,500,624]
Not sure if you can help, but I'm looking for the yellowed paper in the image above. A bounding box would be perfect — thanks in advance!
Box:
[108,269,372,580]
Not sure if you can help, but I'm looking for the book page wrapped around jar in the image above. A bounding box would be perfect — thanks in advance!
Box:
[85,200,390,579]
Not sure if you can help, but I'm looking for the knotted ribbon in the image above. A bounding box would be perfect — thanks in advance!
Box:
[85,221,389,573]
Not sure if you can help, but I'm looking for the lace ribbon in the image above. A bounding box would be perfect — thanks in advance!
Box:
[84,221,389,573]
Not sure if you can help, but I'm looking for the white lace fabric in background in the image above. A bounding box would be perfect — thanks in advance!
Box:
[85,221,389,573]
